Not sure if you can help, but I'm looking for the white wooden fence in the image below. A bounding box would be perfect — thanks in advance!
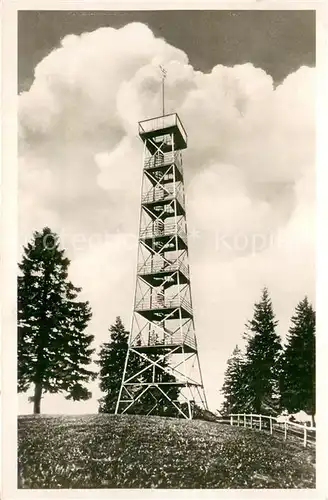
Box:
[227,413,316,448]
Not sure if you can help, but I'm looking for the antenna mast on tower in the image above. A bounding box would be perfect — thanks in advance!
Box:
[159,65,167,116]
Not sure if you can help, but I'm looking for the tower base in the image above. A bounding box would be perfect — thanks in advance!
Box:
[115,345,208,420]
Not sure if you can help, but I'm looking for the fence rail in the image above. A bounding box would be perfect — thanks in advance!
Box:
[225,413,316,448]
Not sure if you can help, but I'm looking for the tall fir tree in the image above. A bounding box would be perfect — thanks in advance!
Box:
[221,345,247,414]
[280,297,315,422]
[18,227,96,414]
[97,317,180,416]
[242,288,282,415]
[96,316,137,413]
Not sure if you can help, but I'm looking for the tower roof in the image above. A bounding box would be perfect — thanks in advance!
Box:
[138,113,187,150]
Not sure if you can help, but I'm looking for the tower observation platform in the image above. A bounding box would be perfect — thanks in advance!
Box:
[138,113,187,152]
[115,111,208,420]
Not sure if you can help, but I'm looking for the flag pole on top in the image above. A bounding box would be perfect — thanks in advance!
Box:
[159,65,167,116]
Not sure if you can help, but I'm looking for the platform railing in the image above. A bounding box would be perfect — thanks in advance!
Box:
[139,113,188,144]
[135,296,192,315]
[132,330,196,350]
[140,222,187,246]
[141,186,184,207]
[143,151,183,176]
[137,259,189,280]
[183,334,196,350]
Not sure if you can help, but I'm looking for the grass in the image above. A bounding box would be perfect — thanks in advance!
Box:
[18,413,315,489]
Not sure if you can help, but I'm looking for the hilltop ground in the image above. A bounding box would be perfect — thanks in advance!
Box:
[18,413,315,489]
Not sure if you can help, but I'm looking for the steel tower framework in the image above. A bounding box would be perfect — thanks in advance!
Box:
[115,113,208,419]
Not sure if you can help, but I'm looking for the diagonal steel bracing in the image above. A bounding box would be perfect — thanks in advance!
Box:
[115,113,208,419]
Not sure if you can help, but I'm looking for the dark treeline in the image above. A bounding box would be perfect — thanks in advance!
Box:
[220,288,315,424]
[18,228,315,421]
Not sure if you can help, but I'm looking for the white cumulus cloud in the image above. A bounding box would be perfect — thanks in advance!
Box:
[18,23,315,414]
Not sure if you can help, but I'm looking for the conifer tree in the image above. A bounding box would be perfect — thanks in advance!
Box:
[280,297,315,422]
[242,288,282,415]
[18,227,96,414]
[96,316,138,413]
[221,345,247,414]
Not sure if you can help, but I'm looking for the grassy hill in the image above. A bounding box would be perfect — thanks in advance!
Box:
[18,414,315,489]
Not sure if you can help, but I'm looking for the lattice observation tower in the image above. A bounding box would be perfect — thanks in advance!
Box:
[115,112,208,419]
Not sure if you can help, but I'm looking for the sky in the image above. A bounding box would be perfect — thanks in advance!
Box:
[18,9,316,414]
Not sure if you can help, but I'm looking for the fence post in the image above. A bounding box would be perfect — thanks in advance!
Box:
[230,415,233,426]
[244,413,246,427]
[259,415,262,431]
[237,414,240,427]
[269,417,273,435]
[250,414,253,429]
[284,420,287,440]
[304,424,307,448]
